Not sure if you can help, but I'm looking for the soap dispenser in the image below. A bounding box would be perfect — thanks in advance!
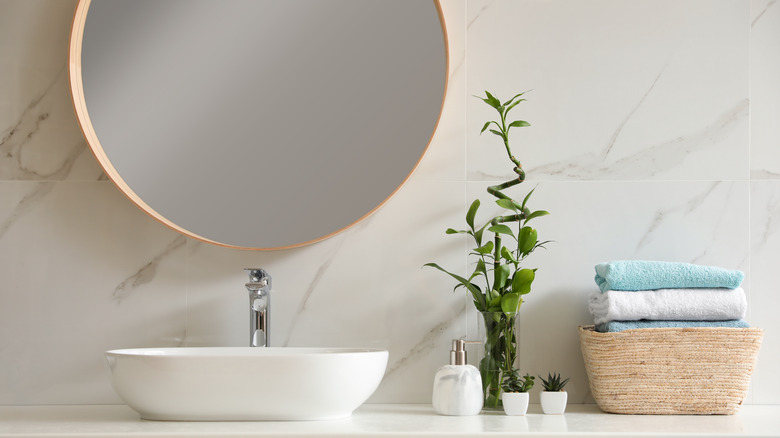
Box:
[432,339,483,416]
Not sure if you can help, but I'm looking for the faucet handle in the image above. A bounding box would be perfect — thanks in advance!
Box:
[244,268,271,289]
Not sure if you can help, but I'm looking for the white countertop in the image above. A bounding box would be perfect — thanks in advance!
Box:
[1,404,779,437]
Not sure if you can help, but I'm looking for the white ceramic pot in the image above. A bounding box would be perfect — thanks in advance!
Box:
[540,391,567,414]
[501,392,530,416]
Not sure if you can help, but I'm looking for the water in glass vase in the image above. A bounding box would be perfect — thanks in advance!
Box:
[479,311,518,410]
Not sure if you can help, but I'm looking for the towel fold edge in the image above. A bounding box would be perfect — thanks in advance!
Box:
[595,319,750,332]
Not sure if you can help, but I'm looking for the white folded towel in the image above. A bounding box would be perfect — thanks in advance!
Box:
[588,288,747,325]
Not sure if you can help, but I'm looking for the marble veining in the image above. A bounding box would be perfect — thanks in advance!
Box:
[385,302,467,377]
[0,182,53,239]
[0,68,90,181]
[280,233,348,347]
[1,64,63,132]
[754,192,780,252]
[444,0,466,80]
[751,169,780,179]
[112,236,187,304]
[466,0,495,29]
[635,182,721,251]
[449,49,465,79]
[752,0,777,26]
[631,182,748,270]
[530,99,748,180]
[602,63,669,160]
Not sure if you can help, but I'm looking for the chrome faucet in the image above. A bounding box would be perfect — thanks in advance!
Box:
[245,268,272,347]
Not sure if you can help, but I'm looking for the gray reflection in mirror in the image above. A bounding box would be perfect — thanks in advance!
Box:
[76,0,447,249]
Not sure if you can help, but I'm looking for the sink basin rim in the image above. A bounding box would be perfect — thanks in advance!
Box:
[107,346,387,358]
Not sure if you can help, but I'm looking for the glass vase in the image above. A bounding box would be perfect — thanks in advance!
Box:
[478,311,519,410]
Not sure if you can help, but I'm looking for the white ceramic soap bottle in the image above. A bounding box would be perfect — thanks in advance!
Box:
[432,339,483,416]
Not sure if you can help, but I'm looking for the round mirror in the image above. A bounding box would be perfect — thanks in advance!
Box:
[69,0,447,249]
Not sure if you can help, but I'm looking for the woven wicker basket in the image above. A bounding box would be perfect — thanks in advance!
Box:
[578,325,763,415]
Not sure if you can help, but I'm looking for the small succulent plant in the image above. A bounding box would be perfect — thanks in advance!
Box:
[501,369,535,393]
[539,372,570,392]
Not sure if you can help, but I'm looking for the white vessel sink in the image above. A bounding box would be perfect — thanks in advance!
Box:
[105,347,388,421]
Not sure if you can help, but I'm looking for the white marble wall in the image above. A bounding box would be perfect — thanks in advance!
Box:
[0,0,778,406]
[749,0,780,405]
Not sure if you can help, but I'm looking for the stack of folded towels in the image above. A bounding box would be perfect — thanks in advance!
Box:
[589,260,748,332]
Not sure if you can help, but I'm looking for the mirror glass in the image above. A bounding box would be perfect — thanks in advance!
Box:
[70,0,447,249]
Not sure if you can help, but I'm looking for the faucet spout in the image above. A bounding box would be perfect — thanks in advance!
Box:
[245,268,272,347]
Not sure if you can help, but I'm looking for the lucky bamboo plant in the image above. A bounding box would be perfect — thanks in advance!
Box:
[425,91,549,409]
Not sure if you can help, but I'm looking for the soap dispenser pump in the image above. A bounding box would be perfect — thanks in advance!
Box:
[432,339,483,416]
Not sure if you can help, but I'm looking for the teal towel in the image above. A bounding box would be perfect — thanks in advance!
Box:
[595,320,750,332]
[594,260,744,292]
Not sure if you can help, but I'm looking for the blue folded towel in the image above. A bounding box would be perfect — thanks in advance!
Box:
[595,319,750,332]
[594,260,744,292]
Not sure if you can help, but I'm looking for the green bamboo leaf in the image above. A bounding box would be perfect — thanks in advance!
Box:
[505,98,527,113]
[474,241,494,255]
[466,199,480,230]
[500,246,518,263]
[502,92,526,106]
[517,227,538,254]
[480,121,502,135]
[501,293,521,314]
[488,224,515,238]
[424,263,486,308]
[520,187,536,210]
[484,91,501,108]
[495,198,518,212]
[489,129,506,140]
[495,264,511,289]
[511,268,535,295]
[533,240,553,251]
[525,210,550,222]
[474,223,489,246]
[446,228,467,234]
[477,258,487,272]
[508,120,531,128]
[478,98,494,108]
[470,258,488,282]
